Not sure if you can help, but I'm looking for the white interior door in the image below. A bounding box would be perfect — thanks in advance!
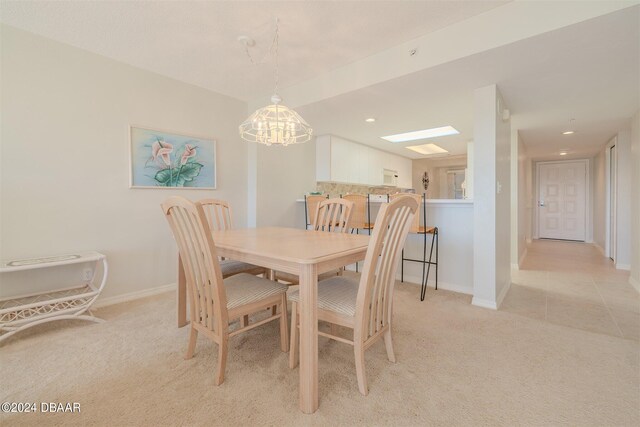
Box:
[538,161,587,241]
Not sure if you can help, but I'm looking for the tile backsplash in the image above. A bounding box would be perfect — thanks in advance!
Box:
[313,182,415,198]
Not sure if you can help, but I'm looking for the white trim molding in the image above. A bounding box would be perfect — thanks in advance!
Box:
[496,281,511,308]
[472,281,511,310]
[605,137,617,260]
[392,271,474,295]
[472,297,498,310]
[615,263,630,271]
[421,278,473,295]
[94,283,176,309]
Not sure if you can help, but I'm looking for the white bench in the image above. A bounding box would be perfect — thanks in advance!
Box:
[0,251,108,343]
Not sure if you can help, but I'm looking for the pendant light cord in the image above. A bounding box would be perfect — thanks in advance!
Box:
[274,18,279,96]
[242,17,280,96]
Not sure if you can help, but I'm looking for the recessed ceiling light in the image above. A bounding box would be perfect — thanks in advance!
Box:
[405,143,449,156]
[559,152,568,156]
[562,131,575,135]
[365,118,376,123]
[381,126,459,143]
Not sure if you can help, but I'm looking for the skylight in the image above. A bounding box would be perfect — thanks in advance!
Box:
[381,126,459,143]
[405,143,449,156]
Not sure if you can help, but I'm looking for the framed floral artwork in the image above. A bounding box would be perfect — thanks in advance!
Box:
[129,126,216,189]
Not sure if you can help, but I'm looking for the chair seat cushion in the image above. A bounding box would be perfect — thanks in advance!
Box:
[225,273,288,310]
[220,259,264,278]
[288,276,359,317]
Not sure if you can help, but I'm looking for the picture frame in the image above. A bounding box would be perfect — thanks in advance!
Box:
[129,125,217,189]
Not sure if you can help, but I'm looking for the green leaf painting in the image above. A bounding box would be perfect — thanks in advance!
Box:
[130,127,216,189]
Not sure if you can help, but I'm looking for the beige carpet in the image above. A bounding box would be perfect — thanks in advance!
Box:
[1,279,638,426]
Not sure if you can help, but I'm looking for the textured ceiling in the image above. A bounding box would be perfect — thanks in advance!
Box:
[0,0,509,101]
[1,1,636,160]
[296,7,639,160]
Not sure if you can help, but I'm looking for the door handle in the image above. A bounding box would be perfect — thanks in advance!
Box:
[538,201,545,207]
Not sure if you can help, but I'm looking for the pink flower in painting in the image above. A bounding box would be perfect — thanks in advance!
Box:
[152,140,173,166]
[180,144,196,165]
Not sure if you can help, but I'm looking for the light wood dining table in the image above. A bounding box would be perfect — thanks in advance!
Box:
[176,226,369,414]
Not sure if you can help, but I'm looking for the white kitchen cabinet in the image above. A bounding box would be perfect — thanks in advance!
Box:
[353,143,370,184]
[329,137,351,183]
[368,149,383,185]
[316,135,412,187]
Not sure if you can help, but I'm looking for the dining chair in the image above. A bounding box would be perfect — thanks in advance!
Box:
[312,197,354,233]
[198,198,267,278]
[161,196,289,385]
[304,194,328,230]
[277,198,354,285]
[389,193,439,300]
[288,195,419,396]
[342,194,375,272]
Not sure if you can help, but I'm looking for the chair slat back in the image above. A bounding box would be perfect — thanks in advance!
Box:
[161,196,227,335]
[305,195,327,227]
[313,198,354,233]
[390,193,422,233]
[355,196,418,341]
[199,198,233,231]
[342,194,368,229]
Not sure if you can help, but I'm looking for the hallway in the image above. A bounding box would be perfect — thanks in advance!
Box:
[503,239,639,340]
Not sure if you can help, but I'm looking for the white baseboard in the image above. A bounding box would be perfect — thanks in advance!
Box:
[397,273,473,295]
[471,297,497,310]
[496,280,511,308]
[424,279,473,295]
[511,263,520,270]
[630,276,640,294]
[471,281,511,310]
[94,282,176,309]
[593,243,605,256]
[615,263,631,271]
[344,266,474,295]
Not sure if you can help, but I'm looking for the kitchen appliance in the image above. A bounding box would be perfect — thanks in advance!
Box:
[382,169,398,186]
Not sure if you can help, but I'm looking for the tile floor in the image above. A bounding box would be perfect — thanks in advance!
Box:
[504,239,639,341]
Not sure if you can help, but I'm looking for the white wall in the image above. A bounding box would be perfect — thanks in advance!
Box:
[630,110,640,291]
[494,90,512,305]
[466,142,475,200]
[472,84,511,309]
[510,130,528,268]
[592,130,632,267]
[593,150,607,252]
[615,130,632,270]
[524,156,533,244]
[255,140,316,228]
[0,25,249,300]
[386,202,474,294]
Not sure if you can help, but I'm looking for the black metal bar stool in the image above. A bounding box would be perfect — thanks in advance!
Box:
[389,193,438,301]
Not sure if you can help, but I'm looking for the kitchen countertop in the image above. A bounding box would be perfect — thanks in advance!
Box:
[296,198,473,204]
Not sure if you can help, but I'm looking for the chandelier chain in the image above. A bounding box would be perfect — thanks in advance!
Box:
[242,18,280,92]
[274,18,279,95]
